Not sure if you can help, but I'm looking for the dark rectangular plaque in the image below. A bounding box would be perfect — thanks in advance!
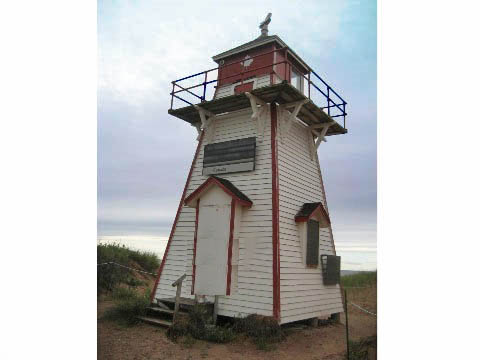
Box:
[203,137,256,175]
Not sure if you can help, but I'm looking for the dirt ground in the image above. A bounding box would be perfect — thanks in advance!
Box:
[98,287,376,360]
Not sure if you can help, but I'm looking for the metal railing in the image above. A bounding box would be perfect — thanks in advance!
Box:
[170,48,347,129]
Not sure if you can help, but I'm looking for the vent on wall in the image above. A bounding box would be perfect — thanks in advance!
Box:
[321,255,341,285]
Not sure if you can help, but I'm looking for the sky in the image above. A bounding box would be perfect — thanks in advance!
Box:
[98,0,377,271]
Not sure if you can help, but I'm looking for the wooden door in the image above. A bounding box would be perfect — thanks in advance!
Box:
[194,203,230,295]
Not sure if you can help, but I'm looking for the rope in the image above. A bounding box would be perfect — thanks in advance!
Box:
[349,302,376,316]
[97,261,157,276]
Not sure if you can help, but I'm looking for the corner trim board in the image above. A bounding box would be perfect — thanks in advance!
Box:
[226,199,236,296]
[270,102,281,321]
[191,198,200,295]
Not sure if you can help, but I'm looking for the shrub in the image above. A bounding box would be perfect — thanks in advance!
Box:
[166,304,234,344]
[167,306,284,349]
[167,316,190,341]
[204,325,235,343]
[232,314,284,350]
[103,288,150,326]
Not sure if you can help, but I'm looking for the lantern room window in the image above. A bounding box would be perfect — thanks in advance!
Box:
[291,69,303,94]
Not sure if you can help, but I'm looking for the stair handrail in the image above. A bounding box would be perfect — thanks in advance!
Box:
[171,273,187,324]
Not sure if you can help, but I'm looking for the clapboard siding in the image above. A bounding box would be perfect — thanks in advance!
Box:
[277,115,343,323]
[154,107,274,317]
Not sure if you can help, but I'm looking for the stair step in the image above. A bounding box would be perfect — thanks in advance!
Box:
[137,316,172,327]
[148,306,174,315]
[159,297,198,306]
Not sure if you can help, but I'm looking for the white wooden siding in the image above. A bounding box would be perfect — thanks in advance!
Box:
[277,114,343,324]
[154,107,274,318]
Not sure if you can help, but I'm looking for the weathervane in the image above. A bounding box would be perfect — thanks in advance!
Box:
[259,13,272,37]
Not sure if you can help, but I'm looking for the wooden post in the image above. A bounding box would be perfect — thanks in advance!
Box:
[171,273,187,324]
[213,295,219,325]
[345,289,350,359]
[173,281,182,324]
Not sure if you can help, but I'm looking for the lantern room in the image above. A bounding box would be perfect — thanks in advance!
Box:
[168,16,348,138]
[212,35,310,98]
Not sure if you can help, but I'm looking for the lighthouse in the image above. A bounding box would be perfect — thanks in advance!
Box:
[151,14,348,324]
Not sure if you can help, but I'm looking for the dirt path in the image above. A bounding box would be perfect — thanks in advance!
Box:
[98,292,376,360]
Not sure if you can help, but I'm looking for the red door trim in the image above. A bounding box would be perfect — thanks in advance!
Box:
[270,103,281,321]
[226,199,236,295]
[150,131,205,303]
[191,198,200,295]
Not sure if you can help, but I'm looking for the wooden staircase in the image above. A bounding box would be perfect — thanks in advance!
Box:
[138,274,215,328]
[138,297,190,328]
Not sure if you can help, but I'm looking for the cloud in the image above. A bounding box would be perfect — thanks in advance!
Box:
[98,0,377,270]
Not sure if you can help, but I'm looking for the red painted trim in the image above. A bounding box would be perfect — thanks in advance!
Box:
[315,150,338,256]
[226,199,236,296]
[294,203,331,224]
[191,198,200,295]
[150,131,205,303]
[184,176,252,208]
[270,103,281,321]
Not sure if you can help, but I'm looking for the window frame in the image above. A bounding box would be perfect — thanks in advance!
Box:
[290,68,304,94]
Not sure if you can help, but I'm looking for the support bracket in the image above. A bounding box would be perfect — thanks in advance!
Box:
[278,99,309,143]
[309,121,335,159]
[194,105,217,143]
[245,92,269,142]
[191,122,202,141]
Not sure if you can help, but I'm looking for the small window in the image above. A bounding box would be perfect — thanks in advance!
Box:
[321,255,341,285]
[306,219,320,266]
[291,69,303,93]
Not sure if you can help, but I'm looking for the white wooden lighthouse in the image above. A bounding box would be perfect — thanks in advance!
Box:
[151,14,348,324]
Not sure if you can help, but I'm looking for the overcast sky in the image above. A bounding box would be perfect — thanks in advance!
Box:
[98,0,377,270]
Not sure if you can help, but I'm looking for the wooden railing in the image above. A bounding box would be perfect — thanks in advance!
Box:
[171,273,187,324]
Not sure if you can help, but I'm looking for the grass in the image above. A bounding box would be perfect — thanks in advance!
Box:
[167,307,284,350]
[103,287,151,326]
[341,271,377,288]
[346,336,377,360]
[97,243,160,292]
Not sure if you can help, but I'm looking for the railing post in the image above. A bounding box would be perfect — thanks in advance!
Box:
[202,72,207,102]
[343,102,346,129]
[173,281,182,324]
[171,273,187,324]
[327,87,330,116]
[170,82,175,110]
[308,72,311,99]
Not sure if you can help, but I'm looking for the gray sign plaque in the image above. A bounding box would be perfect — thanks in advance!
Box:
[203,137,256,176]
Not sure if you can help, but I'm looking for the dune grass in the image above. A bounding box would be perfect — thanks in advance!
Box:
[341,271,377,288]
[103,287,151,326]
[97,243,160,292]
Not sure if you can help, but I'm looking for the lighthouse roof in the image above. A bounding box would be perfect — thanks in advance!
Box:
[212,34,310,72]
[184,176,253,208]
[295,202,331,226]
